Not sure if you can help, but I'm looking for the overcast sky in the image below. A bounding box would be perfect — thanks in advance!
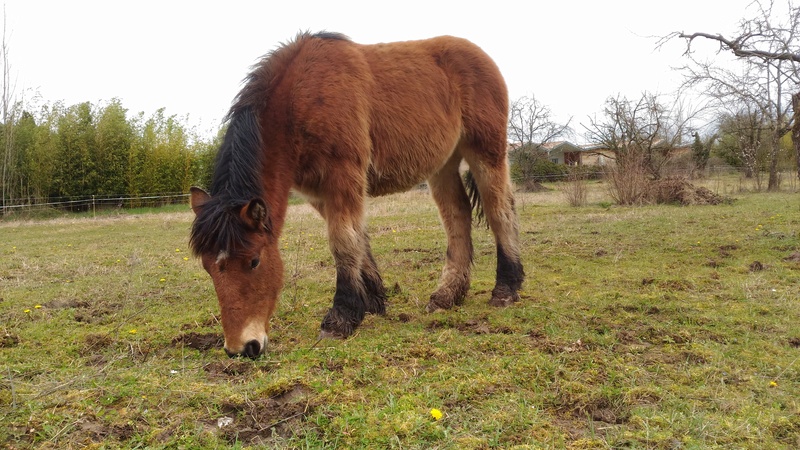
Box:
[6,0,755,142]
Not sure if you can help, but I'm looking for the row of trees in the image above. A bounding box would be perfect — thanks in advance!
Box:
[0,99,219,211]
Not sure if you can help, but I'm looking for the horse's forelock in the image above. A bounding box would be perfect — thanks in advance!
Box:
[190,197,251,258]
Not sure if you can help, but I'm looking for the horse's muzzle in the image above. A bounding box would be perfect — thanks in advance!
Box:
[225,337,267,359]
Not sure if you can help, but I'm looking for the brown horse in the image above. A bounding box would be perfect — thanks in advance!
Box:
[189,32,524,358]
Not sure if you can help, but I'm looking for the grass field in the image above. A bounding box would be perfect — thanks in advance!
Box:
[1,180,799,449]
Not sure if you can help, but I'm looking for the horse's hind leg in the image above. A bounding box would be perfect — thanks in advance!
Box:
[463,151,525,306]
[426,155,473,312]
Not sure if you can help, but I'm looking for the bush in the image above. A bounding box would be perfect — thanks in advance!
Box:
[511,158,568,187]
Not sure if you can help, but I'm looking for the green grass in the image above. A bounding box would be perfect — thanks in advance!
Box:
[1,182,799,449]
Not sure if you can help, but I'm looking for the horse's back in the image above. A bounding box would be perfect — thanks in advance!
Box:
[284,34,508,197]
[358,36,508,194]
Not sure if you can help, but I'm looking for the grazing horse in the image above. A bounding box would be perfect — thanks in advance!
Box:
[189,32,524,358]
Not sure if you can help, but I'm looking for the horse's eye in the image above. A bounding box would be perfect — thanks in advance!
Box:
[250,258,260,270]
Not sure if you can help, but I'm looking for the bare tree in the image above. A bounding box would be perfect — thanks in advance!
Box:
[507,94,572,147]
[506,94,572,188]
[667,0,800,189]
[583,92,699,180]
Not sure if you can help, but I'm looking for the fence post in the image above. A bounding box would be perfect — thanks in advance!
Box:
[92,195,96,218]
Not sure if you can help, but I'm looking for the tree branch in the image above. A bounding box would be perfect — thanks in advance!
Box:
[679,31,800,62]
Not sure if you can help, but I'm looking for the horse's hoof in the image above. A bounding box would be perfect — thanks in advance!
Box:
[426,291,456,313]
[318,329,346,340]
[425,303,446,313]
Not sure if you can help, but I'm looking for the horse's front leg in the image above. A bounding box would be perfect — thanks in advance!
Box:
[318,196,374,339]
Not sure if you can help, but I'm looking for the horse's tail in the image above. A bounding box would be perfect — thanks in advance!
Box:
[463,170,485,226]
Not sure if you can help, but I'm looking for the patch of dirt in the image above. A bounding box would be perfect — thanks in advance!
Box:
[70,301,121,325]
[783,252,800,263]
[425,317,512,335]
[75,418,136,443]
[749,261,765,272]
[457,319,513,335]
[218,383,314,445]
[396,313,412,323]
[44,298,89,309]
[172,332,223,351]
[645,177,731,205]
[527,330,587,354]
[203,360,266,380]
[82,333,114,353]
[1,332,20,348]
[718,244,740,258]
[789,337,800,348]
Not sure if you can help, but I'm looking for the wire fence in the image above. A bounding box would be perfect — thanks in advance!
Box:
[1,165,796,217]
[0,192,190,216]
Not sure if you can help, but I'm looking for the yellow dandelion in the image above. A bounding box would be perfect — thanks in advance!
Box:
[770,380,778,387]
[117,259,121,263]
[183,257,189,261]
[23,309,31,313]
[429,408,443,421]
[34,305,42,309]
[129,329,137,334]
[175,248,181,252]
[159,278,166,282]
[310,247,314,251]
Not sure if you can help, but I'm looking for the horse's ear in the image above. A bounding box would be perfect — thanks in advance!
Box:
[240,198,271,232]
[189,187,211,216]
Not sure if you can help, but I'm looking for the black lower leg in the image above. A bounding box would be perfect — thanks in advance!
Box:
[361,251,387,315]
[490,243,525,306]
[361,271,386,314]
[321,270,367,338]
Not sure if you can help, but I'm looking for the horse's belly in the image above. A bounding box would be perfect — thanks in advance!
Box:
[365,142,457,196]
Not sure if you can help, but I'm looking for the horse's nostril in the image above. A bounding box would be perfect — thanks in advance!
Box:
[243,339,261,359]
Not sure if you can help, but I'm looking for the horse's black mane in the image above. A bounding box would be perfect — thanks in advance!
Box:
[190,107,264,257]
[190,31,348,257]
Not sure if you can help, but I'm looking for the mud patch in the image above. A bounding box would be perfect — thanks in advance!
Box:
[425,317,512,335]
[749,261,765,272]
[783,252,800,263]
[203,360,267,380]
[789,337,800,348]
[172,332,223,351]
[458,319,514,335]
[718,244,740,258]
[73,303,121,325]
[1,332,20,348]
[76,418,136,443]
[82,333,114,353]
[218,383,314,445]
[396,313,412,323]
[528,330,587,354]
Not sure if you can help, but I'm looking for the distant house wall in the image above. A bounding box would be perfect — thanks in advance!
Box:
[580,149,616,166]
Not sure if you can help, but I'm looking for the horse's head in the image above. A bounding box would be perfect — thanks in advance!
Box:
[189,187,283,358]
